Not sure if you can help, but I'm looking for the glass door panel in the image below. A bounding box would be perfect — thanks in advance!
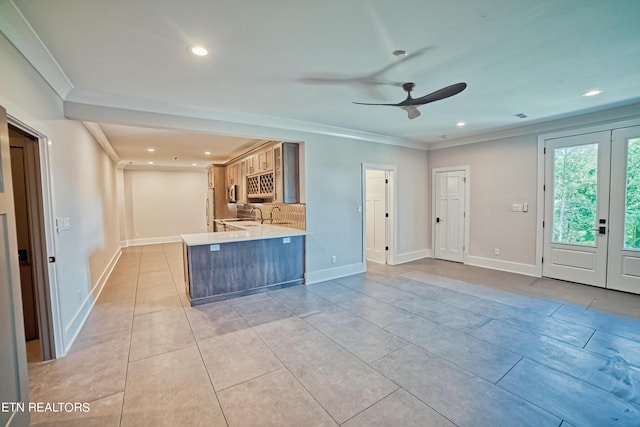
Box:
[624,137,640,250]
[552,143,598,246]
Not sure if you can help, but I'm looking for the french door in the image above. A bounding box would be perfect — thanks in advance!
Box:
[608,127,640,293]
[543,126,640,294]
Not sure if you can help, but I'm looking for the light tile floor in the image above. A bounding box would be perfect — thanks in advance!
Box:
[28,243,640,426]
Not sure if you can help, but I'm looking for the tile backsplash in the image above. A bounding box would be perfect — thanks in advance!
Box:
[237,203,306,230]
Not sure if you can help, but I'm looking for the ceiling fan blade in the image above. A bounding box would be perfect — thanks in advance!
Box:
[403,82,467,106]
[400,105,421,119]
[352,101,401,107]
[300,46,433,88]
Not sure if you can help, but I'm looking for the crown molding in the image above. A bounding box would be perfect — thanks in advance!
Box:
[82,122,119,163]
[426,100,640,150]
[120,163,207,172]
[0,0,74,99]
[62,97,428,151]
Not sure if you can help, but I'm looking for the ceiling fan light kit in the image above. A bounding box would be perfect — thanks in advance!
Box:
[353,82,467,119]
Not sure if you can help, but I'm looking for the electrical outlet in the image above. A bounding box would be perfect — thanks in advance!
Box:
[331,255,337,263]
[494,248,500,256]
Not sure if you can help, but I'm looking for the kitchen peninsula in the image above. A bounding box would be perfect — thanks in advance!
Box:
[181,221,306,305]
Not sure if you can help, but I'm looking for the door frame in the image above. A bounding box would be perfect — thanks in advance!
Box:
[536,117,640,279]
[361,163,396,265]
[7,114,60,360]
[431,165,470,264]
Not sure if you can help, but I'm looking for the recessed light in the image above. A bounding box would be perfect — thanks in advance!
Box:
[514,113,529,119]
[192,163,197,166]
[190,46,208,56]
[204,151,211,155]
[147,148,155,152]
[456,122,465,127]
[583,89,602,97]
[393,49,407,57]
[147,161,154,165]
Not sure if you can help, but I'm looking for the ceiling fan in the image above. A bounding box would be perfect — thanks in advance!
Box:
[353,82,467,119]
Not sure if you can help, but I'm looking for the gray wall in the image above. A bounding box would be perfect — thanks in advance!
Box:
[428,134,538,266]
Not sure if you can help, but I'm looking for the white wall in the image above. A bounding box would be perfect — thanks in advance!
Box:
[0,33,121,355]
[123,168,207,244]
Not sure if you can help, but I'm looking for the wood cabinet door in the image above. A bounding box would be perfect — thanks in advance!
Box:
[207,166,214,188]
[262,146,274,172]
[246,155,256,175]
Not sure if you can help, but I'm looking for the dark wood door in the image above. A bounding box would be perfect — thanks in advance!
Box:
[9,129,39,341]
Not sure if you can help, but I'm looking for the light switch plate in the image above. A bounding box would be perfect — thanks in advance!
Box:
[512,203,523,212]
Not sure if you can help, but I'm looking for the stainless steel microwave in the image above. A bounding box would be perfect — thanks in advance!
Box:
[227,184,237,202]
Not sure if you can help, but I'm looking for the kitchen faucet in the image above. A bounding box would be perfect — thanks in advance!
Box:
[269,206,281,223]
[250,207,264,224]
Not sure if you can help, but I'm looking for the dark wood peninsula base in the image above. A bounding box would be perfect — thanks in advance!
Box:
[183,235,305,305]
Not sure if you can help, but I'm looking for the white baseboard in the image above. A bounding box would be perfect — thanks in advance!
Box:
[306,262,366,285]
[392,249,431,265]
[465,255,540,277]
[126,236,182,246]
[63,247,122,355]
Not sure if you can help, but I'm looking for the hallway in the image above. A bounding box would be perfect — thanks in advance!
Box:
[27,243,640,426]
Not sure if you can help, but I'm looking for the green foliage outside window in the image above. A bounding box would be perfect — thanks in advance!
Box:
[552,144,598,245]
[625,138,640,249]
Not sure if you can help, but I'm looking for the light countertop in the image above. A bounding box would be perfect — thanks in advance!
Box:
[181,221,307,246]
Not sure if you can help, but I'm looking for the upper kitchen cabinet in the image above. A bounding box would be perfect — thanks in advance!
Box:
[273,143,299,204]
[257,146,273,173]
[207,165,215,189]
[226,162,241,187]
[245,154,257,176]
[223,141,300,203]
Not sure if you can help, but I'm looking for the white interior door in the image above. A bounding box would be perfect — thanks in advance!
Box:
[543,131,611,287]
[366,169,387,264]
[607,126,640,293]
[0,105,30,426]
[434,170,465,262]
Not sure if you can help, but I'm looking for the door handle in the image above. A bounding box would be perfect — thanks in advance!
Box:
[436,217,441,223]
[592,226,606,235]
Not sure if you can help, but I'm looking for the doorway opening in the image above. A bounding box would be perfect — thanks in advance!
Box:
[363,165,396,266]
[8,125,55,361]
[432,166,469,263]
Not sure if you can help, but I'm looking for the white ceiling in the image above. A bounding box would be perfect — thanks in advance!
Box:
[5,0,640,166]
[100,124,261,168]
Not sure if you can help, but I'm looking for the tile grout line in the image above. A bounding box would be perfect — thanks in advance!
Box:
[180,270,232,427]
[242,307,344,426]
[118,249,142,427]
[159,243,231,426]
[362,345,459,427]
